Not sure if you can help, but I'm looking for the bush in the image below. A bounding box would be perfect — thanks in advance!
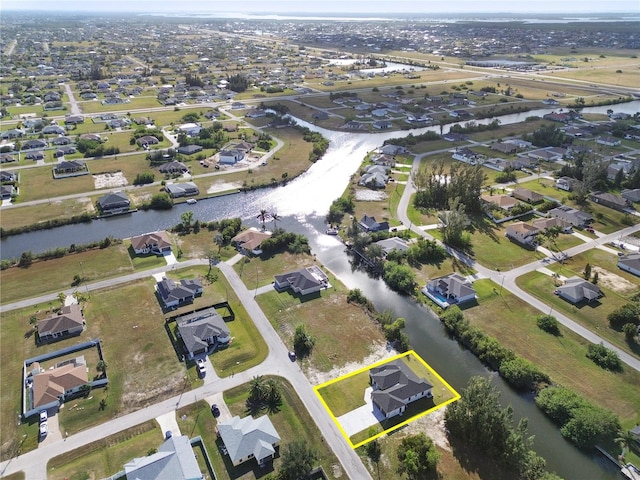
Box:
[148,193,173,210]
[586,343,622,371]
[133,172,155,185]
[536,315,561,336]
[499,357,550,391]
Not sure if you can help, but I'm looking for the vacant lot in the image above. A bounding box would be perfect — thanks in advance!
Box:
[467,279,640,427]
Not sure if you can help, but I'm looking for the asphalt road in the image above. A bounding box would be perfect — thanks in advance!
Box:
[398,152,640,373]
[0,258,372,480]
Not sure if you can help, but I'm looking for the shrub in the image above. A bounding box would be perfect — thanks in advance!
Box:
[586,343,622,371]
[536,315,561,336]
[148,193,173,210]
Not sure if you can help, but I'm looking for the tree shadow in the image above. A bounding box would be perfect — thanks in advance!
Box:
[447,433,515,480]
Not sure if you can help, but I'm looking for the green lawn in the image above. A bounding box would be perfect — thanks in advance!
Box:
[47,421,162,480]
[18,165,96,202]
[0,243,135,304]
[466,279,640,428]
[317,372,370,417]
[0,198,96,231]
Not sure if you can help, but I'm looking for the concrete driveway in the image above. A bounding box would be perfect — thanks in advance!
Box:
[204,392,232,422]
[336,387,385,437]
[155,411,181,438]
[38,408,62,447]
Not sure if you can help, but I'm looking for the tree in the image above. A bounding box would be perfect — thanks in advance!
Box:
[622,323,638,341]
[396,433,440,479]
[248,375,267,405]
[293,324,315,358]
[206,250,220,276]
[271,212,281,230]
[181,211,194,233]
[536,315,561,336]
[213,233,225,253]
[583,263,592,280]
[440,198,470,249]
[96,360,107,373]
[279,440,318,480]
[615,429,636,461]
[608,302,640,330]
[257,209,270,230]
[365,438,382,477]
[383,261,416,295]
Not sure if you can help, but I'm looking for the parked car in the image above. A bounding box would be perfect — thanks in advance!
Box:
[211,404,220,417]
[197,358,206,376]
[39,422,48,438]
[39,410,47,423]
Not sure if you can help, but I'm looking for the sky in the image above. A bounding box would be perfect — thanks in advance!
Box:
[1,0,638,14]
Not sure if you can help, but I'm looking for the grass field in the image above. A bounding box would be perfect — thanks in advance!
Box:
[220,377,342,479]
[0,243,135,304]
[0,198,96,230]
[465,279,640,428]
[47,421,162,480]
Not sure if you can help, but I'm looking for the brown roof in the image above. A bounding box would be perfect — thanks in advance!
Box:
[232,228,272,251]
[481,194,519,209]
[37,304,84,336]
[32,363,88,408]
[131,231,171,251]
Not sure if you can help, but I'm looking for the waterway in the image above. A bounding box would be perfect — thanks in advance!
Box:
[3,101,639,478]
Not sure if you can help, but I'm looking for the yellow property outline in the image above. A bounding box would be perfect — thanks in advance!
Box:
[314,350,460,449]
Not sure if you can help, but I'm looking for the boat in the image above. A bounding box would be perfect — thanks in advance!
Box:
[186,198,197,205]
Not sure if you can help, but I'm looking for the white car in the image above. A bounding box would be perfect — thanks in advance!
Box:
[39,421,48,437]
[39,410,48,423]
[196,358,206,376]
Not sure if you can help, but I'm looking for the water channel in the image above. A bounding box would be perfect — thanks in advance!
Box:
[3,101,640,478]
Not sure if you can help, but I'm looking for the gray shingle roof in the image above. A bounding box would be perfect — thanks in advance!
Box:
[218,415,280,465]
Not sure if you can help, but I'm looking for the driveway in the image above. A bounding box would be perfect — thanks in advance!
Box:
[38,408,62,447]
[204,392,232,422]
[335,387,385,437]
[155,411,181,438]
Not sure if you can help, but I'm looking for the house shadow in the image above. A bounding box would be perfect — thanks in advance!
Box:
[282,288,321,304]
[375,397,436,433]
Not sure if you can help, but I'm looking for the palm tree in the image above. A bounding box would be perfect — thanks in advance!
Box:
[213,233,224,253]
[248,375,267,403]
[615,429,636,460]
[257,209,270,230]
[271,212,281,231]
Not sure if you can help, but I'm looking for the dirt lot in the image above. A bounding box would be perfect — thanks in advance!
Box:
[592,266,638,296]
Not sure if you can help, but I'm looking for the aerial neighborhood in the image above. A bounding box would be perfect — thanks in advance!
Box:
[1,6,640,480]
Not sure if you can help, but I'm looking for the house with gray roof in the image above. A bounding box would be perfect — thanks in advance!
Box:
[108,435,203,480]
[176,308,231,359]
[589,192,630,212]
[618,253,640,277]
[358,165,389,189]
[218,148,245,165]
[156,277,203,309]
[423,273,476,309]
[556,276,601,304]
[621,189,640,203]
[274,266,329,296]
[359,214,389,233]
[159,160,188,174]
[548,205,593,228]
[369,359,433,419]
[36,304,85,343]
[375,237,410,256]
[217,415,280,467]
[165,182,199,198]
[97,191,131,215]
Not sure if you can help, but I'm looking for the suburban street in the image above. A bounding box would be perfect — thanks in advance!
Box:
[398,152,640,372]
[0,256,372,480]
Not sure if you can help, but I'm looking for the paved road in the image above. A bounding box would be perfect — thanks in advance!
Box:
[0,259,371,480]
[397,152,640,373]
[63,83,81,116]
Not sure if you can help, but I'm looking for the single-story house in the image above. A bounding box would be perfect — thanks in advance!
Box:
[136,135,160,147]
[274,266,329,296]
[532,216,572,233]
[0,184,15,199]
[79,133,101,142]
[159,161,188,174]
[36,304,85,343]
[373,120,393,130]
[22,139,47,150]
[176,145,203,156]
[375,237,410,256]
[25,151,44,161]
[505,222,539,247]
[53,146,77,157]
[1,128,25,139]
[312,111,329,120]
[52,136,73,145]
[0,171,17,183]
[596,136,621,147]
[359,214,389,232]
[177,123,201,137]
[621,189,640,203]
[548,206,593,228]
[131,231,172,256]
[53,160,88,176]
[30,358,88,409]
[218,148,245,165]
[97,191,131,215]
[555,176,579,192]
[370,153,395,167]
[156,277,203,309]
[511,187,544,204]
[113,435,202,480]
[423,273,477,309]
[618,253,640,277]
[164,182,199,198]
[556,276,601,304]
[64,115,84,125]
[217,415,281,467]
[176,308,231,359]
[380,144,408,156]
[42,125,66,135]
[370,359,433,419]
[358,165,389,189]
[589,192,630,212]
[0,154,17,163]
[481,194,519,211]
[231,228,272,255]
[491,142,518,154]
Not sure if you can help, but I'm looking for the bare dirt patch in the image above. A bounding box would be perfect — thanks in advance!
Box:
[306,342,396,386]
[354,189,388,201]
[206,180,243,194]
[592,266,638,295]
[93,171,128,189]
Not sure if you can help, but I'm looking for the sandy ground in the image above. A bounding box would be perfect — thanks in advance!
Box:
[592,266,638,295]
[206,181,243,194]
[93,171,128,188]
[354,189,388,201]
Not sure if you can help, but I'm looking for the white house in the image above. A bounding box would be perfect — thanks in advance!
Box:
[618,253,640,277]
[423,273,476,309]
[218,148,245,165]
[177,123,202,137]
[505,222,539,247]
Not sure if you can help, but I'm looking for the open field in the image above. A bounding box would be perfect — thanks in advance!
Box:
[0,197,96,231]
[47,421,162,480]
[466,279,640,428]
[17,166,95,202]
[0,243,135,304]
